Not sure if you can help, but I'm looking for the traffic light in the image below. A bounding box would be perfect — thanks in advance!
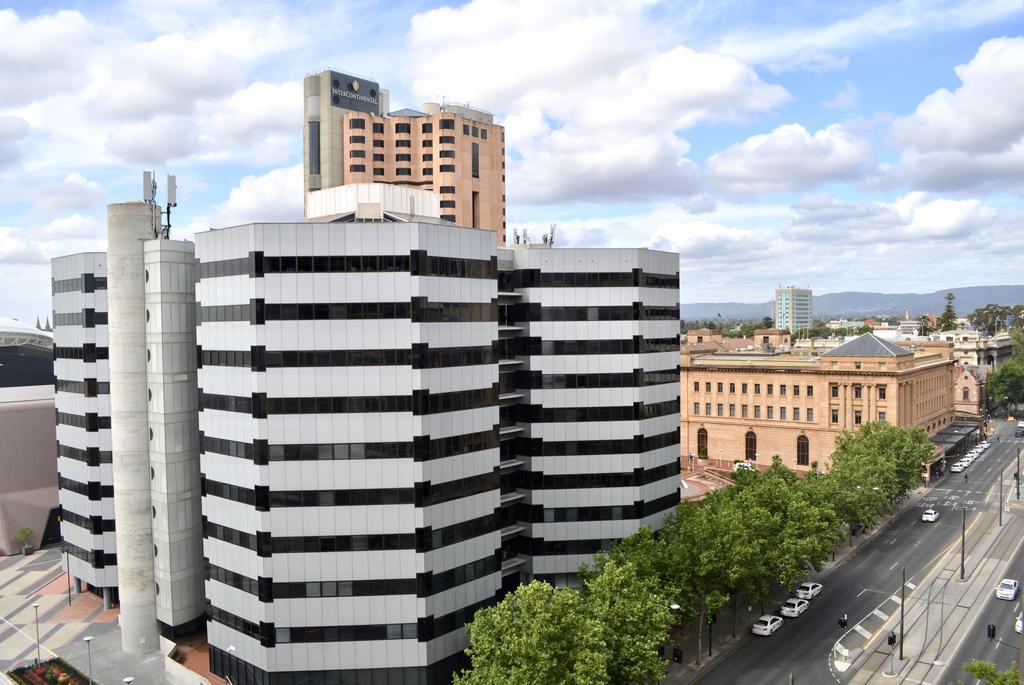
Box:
[672,647,683,663]
[987,624,996,640]
[887,631,896,647]
[706,612,717,625]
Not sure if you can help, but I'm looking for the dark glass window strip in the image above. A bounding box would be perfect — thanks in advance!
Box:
[209,651,467,685]
[207,604,267,643]
[267,348,411,367]
[55,379,110,396]
[207,564,264,598]
[267,486,414,507]
[264,302,411,321]
[202,432,498,464]
[64,541,113,568]
[58,444,111,465]
[419,595,498,642]
[61,509,113,534]
[523,461,678,490]
[266,441,413,461]
[263,254,411,274]
[409,251,496,279]
[54,310,108,327]
[519,398,678,422]
[416,469,499,508]
[515,429,679,458]
[54,346,109,361]
[411,298,496,323]
[56,411,111,431]
[201,435,262,461]
[512,269,679,289]
[512,303,679,322]
[264,394,411,414]
[59,476,113,500]
[200,344,496,370]
[204,479,256,506]
[418,554,500,597]
[422,513,495,552]
[273,577,417,600]
[199,349,252,367]
[200,392,254,414]
[277,621,417,644]
[271,532,416,555]
[204,520,266,554]
[414,428,499,462]
[531,337,679,355]
[516,369,679,389]
[527,491,680,523]
[52,274,107,294]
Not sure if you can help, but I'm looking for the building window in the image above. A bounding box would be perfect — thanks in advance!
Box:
[422,168,433,175]
[754,384,761,395]
[373,139,384,148]
[395,139,411,148]
[854,410,862,425]
[729,383,735,393]
[440,119,455,130]
[741,405,748,418]
[372,122,384,133]
[831,385,839,398]
[693,381,699,392]
[349,164,365,172]
[793,407,800,421]
[807,385,814,397]
[481,128,488,139]
[472,141,480,178]
[807,408,814,422]
[438,149,455,159]
[742,383,748,393]
[349,135,365,144]
[879,386,887,400]
[878,411,886,422]
[439,135,455,144]
[373,168,384,176]
[780,385,787,396]
[439,186,456,194]
[349,150,366,158]
[706,382,712,392]
[395,123,411,134]
[962,387,969,401]
[729,404,736,417]
[472,125,479,137]
[440,200,456,208]
[767,406,774,419]
[793,385,800,396]
[395,168,411,176]
[697,428,708,457]
[422,139,433,148]
[395,154,411,161]
[879,363,886,370]
[780,407,787,420]
[831,409,839,423]
[439,164,455,172]
[422,153,433,161]
[693,402,700,415]
[854,361,862,370]
[754,406,761,418]
[745,432,757,460]
[796,436,809,466]
[767,384,774,396]
[854,385,862,399]
[349,119,365,129]
[440,214,456,221]
[831,361,838,369]
[463,123,470,134]
[705,403,711,415]
[716,403,723,417]
[373,153,385,161]
[421,123,433,133]
[717,382,723,392]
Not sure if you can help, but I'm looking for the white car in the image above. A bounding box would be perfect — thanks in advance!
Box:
[752,615,783,636]
[950,462,965,473]
[921,509,940,522]
[1017,420,1024,428]
[1016,611,1022,634]
[979,441,990,449]
[996,579,1019,600]
[796,582,823,600]
[780,598,809,617]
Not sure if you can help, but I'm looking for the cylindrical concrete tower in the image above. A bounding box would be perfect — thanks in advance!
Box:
[107,201,159,654]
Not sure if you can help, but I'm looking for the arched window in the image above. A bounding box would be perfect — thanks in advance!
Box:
[796,435,809,466]
[697,428,708,457]
[745,431,757,461]
[962,387,969,401]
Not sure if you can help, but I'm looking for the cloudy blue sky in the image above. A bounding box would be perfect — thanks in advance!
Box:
[0,0,1022,324]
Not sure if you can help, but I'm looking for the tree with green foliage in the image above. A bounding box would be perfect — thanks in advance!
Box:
[760,316,774,329]
[937,292,958,331]
[961,659,1019,685]
[968,304,1012,335]
[455,581,609,685]
[582,559,672,684]
[918,315,934,335]
[988,358,1024,407]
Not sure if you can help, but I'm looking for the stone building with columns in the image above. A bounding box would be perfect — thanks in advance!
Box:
[680,333,957,479]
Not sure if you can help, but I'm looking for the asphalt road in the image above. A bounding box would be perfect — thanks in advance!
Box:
[943,504,1023,684]
[696,422,1023,685]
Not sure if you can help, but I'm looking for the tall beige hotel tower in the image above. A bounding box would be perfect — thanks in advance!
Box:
[303,69,507,243]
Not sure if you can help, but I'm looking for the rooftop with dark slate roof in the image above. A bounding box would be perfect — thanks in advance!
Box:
[822,333,913,357]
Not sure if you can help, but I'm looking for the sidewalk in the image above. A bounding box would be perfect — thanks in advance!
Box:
[660,482,933,684]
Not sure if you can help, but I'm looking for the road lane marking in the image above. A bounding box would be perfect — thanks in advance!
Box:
[914,540,922,547]
[890,596,902,605]
[889,562,899,570]
[872,608,889,620]
[853,623,873,639]
[857,588,869,598]
[906,581,917,589]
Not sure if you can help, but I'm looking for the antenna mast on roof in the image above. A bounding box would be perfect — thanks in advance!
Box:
[142,171,178,239]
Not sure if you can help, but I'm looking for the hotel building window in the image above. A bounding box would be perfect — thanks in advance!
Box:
[831,409,839,423]
[745,432,757,460]
[878,386,886,400]
[796,436,809,466]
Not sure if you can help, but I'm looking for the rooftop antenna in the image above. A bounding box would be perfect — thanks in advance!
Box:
[549,223,557,247]
[142,171,178,239]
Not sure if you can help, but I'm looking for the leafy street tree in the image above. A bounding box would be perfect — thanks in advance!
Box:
[583,559,672,684]
[987,358,1024,407]
[454,581,608,685]
[961,659,1019,685]
[968,304,1013,335]
[937,292,958,331]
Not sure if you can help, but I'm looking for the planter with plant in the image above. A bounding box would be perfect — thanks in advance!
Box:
[17,528,34,555]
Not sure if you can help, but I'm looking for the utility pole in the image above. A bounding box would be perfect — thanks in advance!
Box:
[899,567,905,660]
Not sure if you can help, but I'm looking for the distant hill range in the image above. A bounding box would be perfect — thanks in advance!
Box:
[682,285,1024,321]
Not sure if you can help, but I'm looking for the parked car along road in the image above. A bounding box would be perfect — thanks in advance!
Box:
[796,582,823,600]
[995,579,1019,600]
[780,598,809,618]
[752,615,783,636]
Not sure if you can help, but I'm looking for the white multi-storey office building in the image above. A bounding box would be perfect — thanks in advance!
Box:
[195,216,680,684]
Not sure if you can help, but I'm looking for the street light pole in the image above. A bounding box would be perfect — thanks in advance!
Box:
[32,602,40,664]
[960,504,966,580]
[899,568,905,660]
[999,467,1003,526]
[1017,448,1021,500]
[83,636,93,685]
